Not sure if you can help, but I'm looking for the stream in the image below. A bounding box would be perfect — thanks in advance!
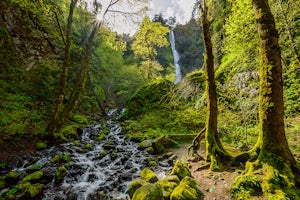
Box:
[0,109,174,200]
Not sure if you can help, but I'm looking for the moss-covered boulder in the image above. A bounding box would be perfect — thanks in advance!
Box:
[138,139,153,150]
[140,168,158,183]
[170,160,192,180]
[170,177,203,200]
[158,178,179,199]
[22,171,43,182]
[127,178,147,198]
[152,136,165,154]
[5,170,19,184]
[132,183,164,200]
[26,183,44,198]
[50,153,71,164]
[164,175,180,184]
[55,166,67,181]
[85,143,93,150]
[0,179,5,189]
[35,141,47,150]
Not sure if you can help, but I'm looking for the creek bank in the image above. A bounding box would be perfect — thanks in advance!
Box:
[0,109,178,200]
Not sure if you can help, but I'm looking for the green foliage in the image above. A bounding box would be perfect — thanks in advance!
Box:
[174,19,204,75]
[132,16,169,80]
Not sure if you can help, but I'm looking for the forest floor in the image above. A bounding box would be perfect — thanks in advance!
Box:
[167,142,267,200]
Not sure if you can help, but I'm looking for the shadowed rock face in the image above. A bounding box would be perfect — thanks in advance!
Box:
[0,109,174,200]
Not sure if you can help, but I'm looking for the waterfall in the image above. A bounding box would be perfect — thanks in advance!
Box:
[169,29,182,84]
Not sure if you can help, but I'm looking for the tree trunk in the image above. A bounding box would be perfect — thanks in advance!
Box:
[231,1,300,198]
[58,24,100,129]
[252,0,295,166]
[47,0,78,139]
[199,0,230,170]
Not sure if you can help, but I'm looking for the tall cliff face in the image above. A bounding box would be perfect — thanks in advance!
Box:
[0,0,59,72]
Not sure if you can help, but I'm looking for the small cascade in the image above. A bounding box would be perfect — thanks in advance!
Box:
[169,28,182,84]
[0,109,173,200]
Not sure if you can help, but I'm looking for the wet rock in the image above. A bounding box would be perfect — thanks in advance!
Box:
[4,170,20,184]
[41,167,56,183]
[25,163,44,174]
[22,171,44,183]
[26,183,45,198]
[55,166,67,181]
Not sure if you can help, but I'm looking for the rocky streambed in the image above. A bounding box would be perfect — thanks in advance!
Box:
[0,109,178,200]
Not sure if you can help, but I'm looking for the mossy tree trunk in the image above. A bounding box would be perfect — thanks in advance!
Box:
[231,1,300,198]
[252,0,295,166]
[199,0,231,170]
[46,0,78,140]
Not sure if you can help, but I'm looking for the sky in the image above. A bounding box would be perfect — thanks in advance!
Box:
[91,0,196,35]
[149,0,195,25]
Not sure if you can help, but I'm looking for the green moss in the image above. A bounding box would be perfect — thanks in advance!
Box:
[99,151,108,158]
[138,139,153,149]
[73,141,80,146]
[27,183,44,198]
[0,179,6,189]
[95,133,106,141]
[127,178,147,198]
[123,78,173,119]
[164,175,180,184]
[18,181,31,191]
[5,170,19,179]
[157,178,179,199]
[147,160,158,167]
[26,163,44,172]
[132,183,164,200]
[231,156,300,200]
[140,168,158,183]
[35,141,47,150]
[152,136,165,154]
[110,150,118,160]
[72,114,89,124]
[170,176,203,200]
[231,173,262,199]
[50,153,71,164]
[170,160,192,180]
[55,166,67,180]
[85,143,93,150]
[22,171,43,182]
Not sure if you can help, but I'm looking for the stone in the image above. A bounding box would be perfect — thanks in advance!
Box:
[158,178,179,199]
[138,139,153,150]
[170,160,191,180]
[35,141,47,150]
[132,183,164,200]
[152,136,165,154]
[22,171,43,182]
[140,168,158,183]
[27,183,44,198]
[127,178,147,198]
[170,176,203,200]
[55,166,67,181]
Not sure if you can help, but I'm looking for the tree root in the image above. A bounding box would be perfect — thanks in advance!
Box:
[187,127,206,157]
[231,153,300,199]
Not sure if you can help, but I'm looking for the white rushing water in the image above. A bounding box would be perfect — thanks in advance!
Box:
[169,29,182,84]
